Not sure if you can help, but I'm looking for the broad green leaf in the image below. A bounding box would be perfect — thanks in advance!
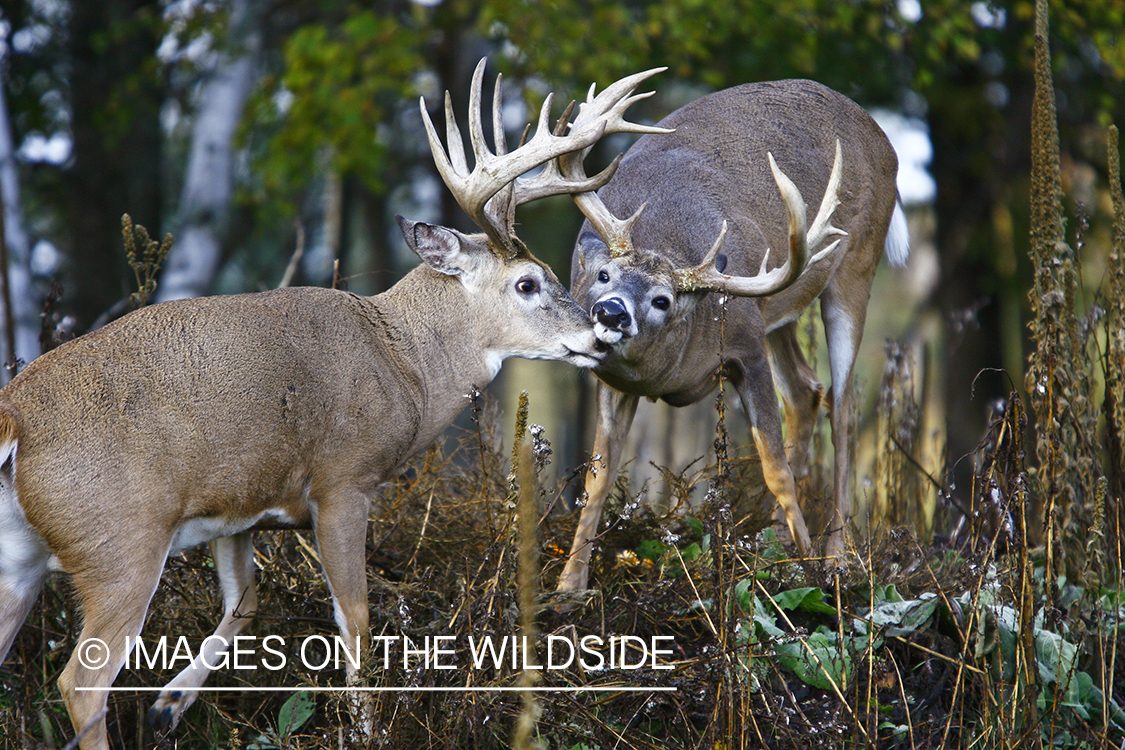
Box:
[859,593,939,637]
[278,690,316,738]
[774,629,852,691]
[635,539,666,562]
[1034,628,1078,687]
[768,587,835,615]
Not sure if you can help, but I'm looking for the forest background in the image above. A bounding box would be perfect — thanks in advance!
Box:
[2,1,1125,747]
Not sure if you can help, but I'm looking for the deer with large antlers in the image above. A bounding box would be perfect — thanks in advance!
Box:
[555,79,910,592]
[0,60,661,749]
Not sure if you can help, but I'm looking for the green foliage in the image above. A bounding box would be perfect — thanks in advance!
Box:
[483,0,1122,111]
[245,9,423,215]
[726,570,1125,742]
[247,690,316,749]
[482,0,910,98]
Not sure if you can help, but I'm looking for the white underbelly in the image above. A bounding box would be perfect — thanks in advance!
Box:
[169,507,298,554]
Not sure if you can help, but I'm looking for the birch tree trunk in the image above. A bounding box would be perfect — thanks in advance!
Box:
[157,0,262,302]
[0,79,43,379]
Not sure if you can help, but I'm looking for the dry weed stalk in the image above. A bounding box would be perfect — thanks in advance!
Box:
[1024,0,1102,591]
[121,213,173,309]
[512,437,542,750]
[1104,125,1125,566]
[874,340,923,535]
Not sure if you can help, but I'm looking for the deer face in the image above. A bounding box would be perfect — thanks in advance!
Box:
[486,251,607,372]
[400,218,605,375]
[571,231,703,356]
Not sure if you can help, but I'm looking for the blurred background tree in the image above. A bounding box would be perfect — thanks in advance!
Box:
[0,0,1121,534]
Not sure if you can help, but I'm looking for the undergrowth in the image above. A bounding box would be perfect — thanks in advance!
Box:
[3,373,1122,749]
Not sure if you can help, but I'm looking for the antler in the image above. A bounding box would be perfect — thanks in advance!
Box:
[671,139,847,296]
[552,69,673,258]
[421,59,664,256]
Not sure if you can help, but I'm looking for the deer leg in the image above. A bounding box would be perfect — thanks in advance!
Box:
[149,533,257,729]
[0,486,51,663]
[730,353,812,557]
[0,564,45,665]
[765,323,824,481]
[820,260,877,560]
[313,488,372,735]
[557,383,639,593]
[58,548,168,750]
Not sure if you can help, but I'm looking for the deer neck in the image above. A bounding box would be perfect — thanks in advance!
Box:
[365,268,496,439]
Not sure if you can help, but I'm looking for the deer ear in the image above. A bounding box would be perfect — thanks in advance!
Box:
[576,231,608,271]
[397,216,470,277]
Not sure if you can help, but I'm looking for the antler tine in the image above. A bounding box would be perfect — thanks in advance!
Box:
[420,96,467,202]
[577,67,672,134]
[443,92,468,177]
[696,220,730,274]
[486,72,516,234]
[805,139,848,264]
[511,68,671,216]
[466,59,494,168]
[513,150,620,207]
[492,72,507,157]
[672,148,846,296]
[567,187,648,258]
[767,150,810,288]
[422,58,664,254]
[556,68,671,257]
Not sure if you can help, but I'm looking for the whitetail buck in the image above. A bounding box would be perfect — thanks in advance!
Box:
[0,60,664,749]
[555,79,910,592]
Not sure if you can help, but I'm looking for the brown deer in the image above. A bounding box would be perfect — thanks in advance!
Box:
[555,79,909,592]
[0,60,663,750]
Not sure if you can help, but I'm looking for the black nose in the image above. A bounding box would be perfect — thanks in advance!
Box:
[592,298,631,330]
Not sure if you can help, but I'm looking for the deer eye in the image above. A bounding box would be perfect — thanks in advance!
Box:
[516,277,540,295]
[652,296,671,311]
[597,269,610,283]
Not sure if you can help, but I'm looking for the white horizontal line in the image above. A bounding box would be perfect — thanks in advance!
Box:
[77,686,677,693]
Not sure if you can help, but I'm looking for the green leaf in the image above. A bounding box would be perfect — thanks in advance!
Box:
[1034,628,1078,687]
[860,594,939,637]
[768,587,836,615]
[774,629,852,691]
[734,578,754,615]
[635,538,666,562]
[278,690,315,738]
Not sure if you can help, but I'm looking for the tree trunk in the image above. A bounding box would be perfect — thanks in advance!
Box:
[0,72,43,377]
[928,68,1035,502]
[158,0,263,302]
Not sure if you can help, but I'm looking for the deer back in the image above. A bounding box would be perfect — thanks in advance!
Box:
[576,78,900,326]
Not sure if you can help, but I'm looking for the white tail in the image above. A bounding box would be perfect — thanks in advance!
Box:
[0,60,662,750]
[557,79,909,592]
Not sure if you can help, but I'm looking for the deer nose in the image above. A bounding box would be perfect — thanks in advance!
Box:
[592,298,631,330]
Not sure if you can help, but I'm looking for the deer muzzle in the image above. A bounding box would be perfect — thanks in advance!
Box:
[592,298,631,331]
[590,297,632,344]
